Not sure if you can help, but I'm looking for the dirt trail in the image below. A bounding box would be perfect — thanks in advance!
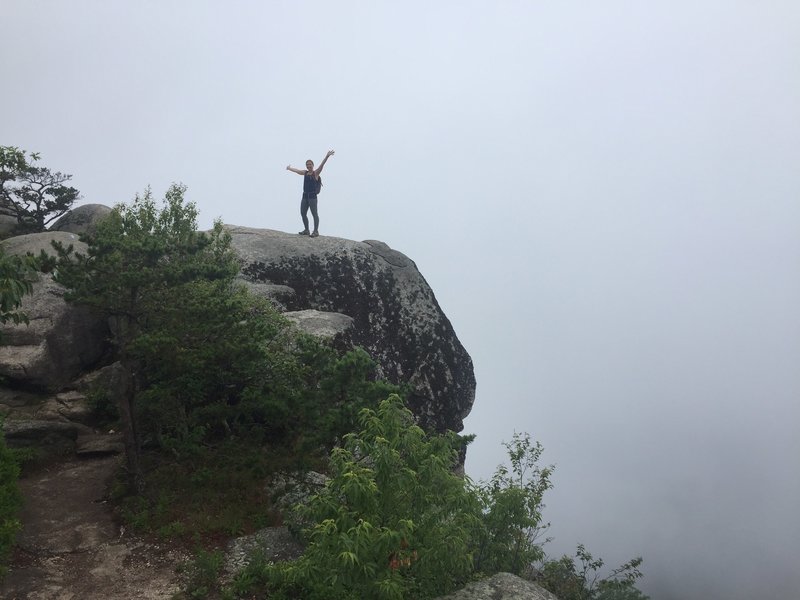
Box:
[0,454,191,600]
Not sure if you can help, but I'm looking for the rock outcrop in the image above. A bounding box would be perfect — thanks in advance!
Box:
[435,573,559,600]
[0,274,108,390]
[0,232,109,391]
[0,230,85,259]
[50,203,113,236]
[230,227,475,433]
[284,309,355,350]
[0,215,475,443]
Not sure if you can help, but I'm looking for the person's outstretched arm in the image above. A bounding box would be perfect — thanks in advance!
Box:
[314,150,335,175]
[286,165,306,174]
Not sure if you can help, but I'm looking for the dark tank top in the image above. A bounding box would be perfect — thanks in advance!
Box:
[303,173,319,196]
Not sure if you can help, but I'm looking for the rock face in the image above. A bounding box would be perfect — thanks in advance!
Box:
[0,273,108,390]
[0,231,109,390]
[49,203,112,236]
[230,227,475,433]
[435,573,560,600]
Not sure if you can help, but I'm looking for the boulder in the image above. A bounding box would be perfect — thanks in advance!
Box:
[229,227,475,433]
[284,309,354,346]
[74,361,125,395]
[0,387,42,412]
[2,418,92,454]
[435,573,560,600]
[0,230,87,259]
[35,391,93,424]
[237,279,296,311]
[76,432,125,456]
[270,470,329,512]
[49,203,112,236]
[0,273,109,390]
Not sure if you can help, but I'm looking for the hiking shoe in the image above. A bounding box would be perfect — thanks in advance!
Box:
[310,231,319,238]
[298,229,310,236]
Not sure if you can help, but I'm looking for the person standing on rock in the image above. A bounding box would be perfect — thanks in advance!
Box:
[286,149,335,237]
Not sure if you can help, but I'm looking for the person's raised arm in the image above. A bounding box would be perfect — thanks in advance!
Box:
[314,150,335,175]
[286,165,306,175]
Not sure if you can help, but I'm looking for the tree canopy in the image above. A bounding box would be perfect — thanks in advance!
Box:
[53,183,239,489]
[0,146,80,233]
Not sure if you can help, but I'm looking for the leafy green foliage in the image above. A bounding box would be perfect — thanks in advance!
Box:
[0,146,80,233]
[0,245,37,328]
[173,395,647,600]
[0,419,22,580]
[229,398,561,599]
[237,394,481,599]
[538,544,649,600]
[473,432,553,576]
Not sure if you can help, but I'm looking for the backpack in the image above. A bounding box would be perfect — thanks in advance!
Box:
[316,176,323,195]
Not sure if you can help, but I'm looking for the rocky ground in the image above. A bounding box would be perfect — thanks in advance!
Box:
[0,453,192,600]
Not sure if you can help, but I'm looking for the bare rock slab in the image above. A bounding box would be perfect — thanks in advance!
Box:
[230,227,476,433]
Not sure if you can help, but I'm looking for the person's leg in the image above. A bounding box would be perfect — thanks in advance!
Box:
[309,197,319,235]
[299,195,310,234]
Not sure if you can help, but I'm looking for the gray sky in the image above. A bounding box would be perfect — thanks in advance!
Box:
[3,2,799,598]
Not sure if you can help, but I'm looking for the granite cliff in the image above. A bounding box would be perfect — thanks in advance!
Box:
[0,209,475,452]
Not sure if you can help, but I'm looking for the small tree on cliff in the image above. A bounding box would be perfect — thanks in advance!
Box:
[0,146,80,233]
[0,246,37,329]
[538,544,649,600]
[53,184,239,490]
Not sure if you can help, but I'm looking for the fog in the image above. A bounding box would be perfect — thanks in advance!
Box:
[2,2,799,598]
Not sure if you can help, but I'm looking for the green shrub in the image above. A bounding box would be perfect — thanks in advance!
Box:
[0,419,22,579]
[473,432,553,576]
[538,544,649,600]
[237,394,481,599]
